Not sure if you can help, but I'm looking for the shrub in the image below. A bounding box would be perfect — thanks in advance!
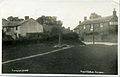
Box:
[62,32,79,41]
[2,32,81,46]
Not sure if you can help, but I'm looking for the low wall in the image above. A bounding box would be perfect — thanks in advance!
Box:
[83,34,117,43]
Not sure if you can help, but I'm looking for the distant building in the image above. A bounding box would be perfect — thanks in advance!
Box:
[74,9,118,42]
[62,27,73,34]
[2,16,43,39]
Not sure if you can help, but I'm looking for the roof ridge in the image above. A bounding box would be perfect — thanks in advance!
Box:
[19,18,35,24]
[86,15,113,21]
[2,18,36,27]
[80,15,114,25]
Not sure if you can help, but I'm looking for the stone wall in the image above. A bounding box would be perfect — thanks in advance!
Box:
[83,34,117,43]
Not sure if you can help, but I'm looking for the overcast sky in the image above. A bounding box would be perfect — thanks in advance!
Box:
[0,0,119,29]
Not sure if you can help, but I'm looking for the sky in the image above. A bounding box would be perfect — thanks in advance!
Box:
[0,0,119,29]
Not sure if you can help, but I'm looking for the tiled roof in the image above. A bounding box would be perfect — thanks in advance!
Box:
[2,19,10,26]
[2,19,21,27]
[74,25,80,30]
[2,18,35,27]
[81,16,113,25]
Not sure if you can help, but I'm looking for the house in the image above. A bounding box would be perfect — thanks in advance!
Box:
[74,9,118,42]
[62,27,73,34]
[2,16,43,39]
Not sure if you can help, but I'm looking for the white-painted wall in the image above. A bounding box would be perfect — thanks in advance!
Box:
[20,18,43,36]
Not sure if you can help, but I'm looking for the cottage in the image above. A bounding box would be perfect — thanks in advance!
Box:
[2,16,43,39]
[74,9,118,42]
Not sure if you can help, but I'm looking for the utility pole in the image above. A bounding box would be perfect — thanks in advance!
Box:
[93,24,95,45]
[58,27,62,45]
[58,20,63,46]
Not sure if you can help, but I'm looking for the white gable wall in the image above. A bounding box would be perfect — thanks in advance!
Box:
[20,19,43,36]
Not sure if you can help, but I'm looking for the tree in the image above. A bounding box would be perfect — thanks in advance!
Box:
[51,27,60,35]
[36,15,46,24]
[7,16,14,21]
[89,13,101,19]
[36,16,62,26]
[56,20,63,26]
[7,16,24,21]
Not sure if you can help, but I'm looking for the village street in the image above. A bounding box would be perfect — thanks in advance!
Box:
[2,44,117,75]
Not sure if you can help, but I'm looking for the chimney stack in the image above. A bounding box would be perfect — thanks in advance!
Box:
[84,16,87,21]
[113,8,116,16]
[25,16,29,20]
[79,21,81,25]
[68,27,70,30]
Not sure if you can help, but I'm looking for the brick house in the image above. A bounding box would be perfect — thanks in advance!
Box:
[2,16,43,39]
[74,9,118,42]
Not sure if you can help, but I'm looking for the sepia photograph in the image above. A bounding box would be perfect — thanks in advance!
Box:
[1,0,119,75]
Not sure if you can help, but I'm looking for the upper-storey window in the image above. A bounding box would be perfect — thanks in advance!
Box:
[100,23,103,27]
[3,28,7,32]
[109,21,118,25]
[83,25,86,29]
[16,26,18,30]
[90,24,93,31]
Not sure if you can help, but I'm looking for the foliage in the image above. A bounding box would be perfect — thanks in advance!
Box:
[2,30,14,41]
[36,16,62,26]
[50,27,60,35]
[7,16,24,21]
[2,32,80,46]
[62,32,79,40]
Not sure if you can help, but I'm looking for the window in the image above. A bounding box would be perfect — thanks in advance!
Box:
[100,23,103,27]
[109,21,118,25]
[83,25,86,29]
[3,28,7,31]
[90,24,93,31]
[16,26,18,30]
[109,22,112,25]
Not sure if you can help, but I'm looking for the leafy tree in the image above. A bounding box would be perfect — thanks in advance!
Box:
[50,27,60,35]
[36,15,46,24]
[7,16,24,21]
[36,16,62,26]
[56,20,63,26]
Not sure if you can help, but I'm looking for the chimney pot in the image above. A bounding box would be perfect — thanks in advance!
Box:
[25,16,29,20]
[84,16,87,21]
[113,8,116,16]
[79,21,81,24]
[68,27,70,30]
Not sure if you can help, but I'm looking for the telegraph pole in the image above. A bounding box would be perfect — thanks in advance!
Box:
[58,28,61,45]
[58,20,63,46]
[93,24,95,45]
